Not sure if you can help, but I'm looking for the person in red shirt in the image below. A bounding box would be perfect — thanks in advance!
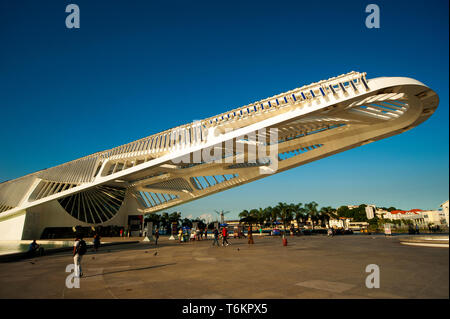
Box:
[221,227,230,246]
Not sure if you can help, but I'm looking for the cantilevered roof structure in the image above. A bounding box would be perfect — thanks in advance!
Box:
[0,72,439,239]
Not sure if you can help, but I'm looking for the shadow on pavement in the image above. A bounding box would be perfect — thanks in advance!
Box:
[84,263,176,277]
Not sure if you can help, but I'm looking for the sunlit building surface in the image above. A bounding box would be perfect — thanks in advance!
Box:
[0,72,439,239]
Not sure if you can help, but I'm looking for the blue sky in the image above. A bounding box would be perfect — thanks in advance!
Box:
[0,0,448,220]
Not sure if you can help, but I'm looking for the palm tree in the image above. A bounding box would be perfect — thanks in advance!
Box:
[305,201,319,230]
[160,212,170,234]
[276,202,294,238]
[255,208,268,231]
[193,218,206,231]
[267,205,279,225]
[319,206,336,228]
[293,203,308,232]
[168,211,181,234]
[239,209,258,244]
[181,218,193,228]
[144,213,161,229]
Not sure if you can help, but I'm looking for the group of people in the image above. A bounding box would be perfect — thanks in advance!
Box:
[177,227,208,242]
[175,226,231,247]
[119,228,131,238]
[212,227,230,247]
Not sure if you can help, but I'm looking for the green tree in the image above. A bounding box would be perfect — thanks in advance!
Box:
[181,218,193,228]
[337,205,353,219]
[144,213,161,228]
[305,201,319,229]
[336,205,368,222]
[239,209,258,244]
[193,218,206,230]
[265,205,278,225]
[293,203,308,230]
[255,207,269,230]
[168,211,181,234]
[319,206,336,227]
[368,216,379,231]
[160,212,170,233]
[239,209,258,228]
[275,202,294,237]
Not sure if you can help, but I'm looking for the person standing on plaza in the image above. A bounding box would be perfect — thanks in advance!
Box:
[178,228,183,243]
[73,235,87,278]
[93,233,101,252]
[327,227,333,237]
[222,227,230,246]
[120,228,123,238]
[247,225,254,244]
[195,228,200,241]
[212,228,220,247]
[155,228,160,246]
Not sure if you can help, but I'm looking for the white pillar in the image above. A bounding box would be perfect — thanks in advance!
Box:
[143,222,154,242]
[169,221,177,240]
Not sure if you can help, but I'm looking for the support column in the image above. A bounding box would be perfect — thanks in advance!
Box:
[169,221,177,240]
[143,222,154,242]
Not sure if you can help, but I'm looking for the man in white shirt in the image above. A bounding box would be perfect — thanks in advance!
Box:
[73,235,86,277]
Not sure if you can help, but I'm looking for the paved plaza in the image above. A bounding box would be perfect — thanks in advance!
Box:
[0,235,447,299]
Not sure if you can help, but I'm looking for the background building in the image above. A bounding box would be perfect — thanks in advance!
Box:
[440,200,449,226]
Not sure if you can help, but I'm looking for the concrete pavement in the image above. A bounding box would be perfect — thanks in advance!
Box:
[0,235,447,299]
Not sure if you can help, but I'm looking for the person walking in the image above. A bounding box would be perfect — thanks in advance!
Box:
[212,228,220,247]
[73,235,87,278]
[221,227,230,246]
[247,225,254,244]
[327,227,333,237]
[119,228,123,238]
[93,233,101,252]
[155,228,160,246]
[178,229,183,243]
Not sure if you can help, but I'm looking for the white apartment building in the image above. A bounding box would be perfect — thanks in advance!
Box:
[365,205,376,219]
[382,209,447,226]
[383,209,424,223]
[421,210,447,226]
[440,200,449,226]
